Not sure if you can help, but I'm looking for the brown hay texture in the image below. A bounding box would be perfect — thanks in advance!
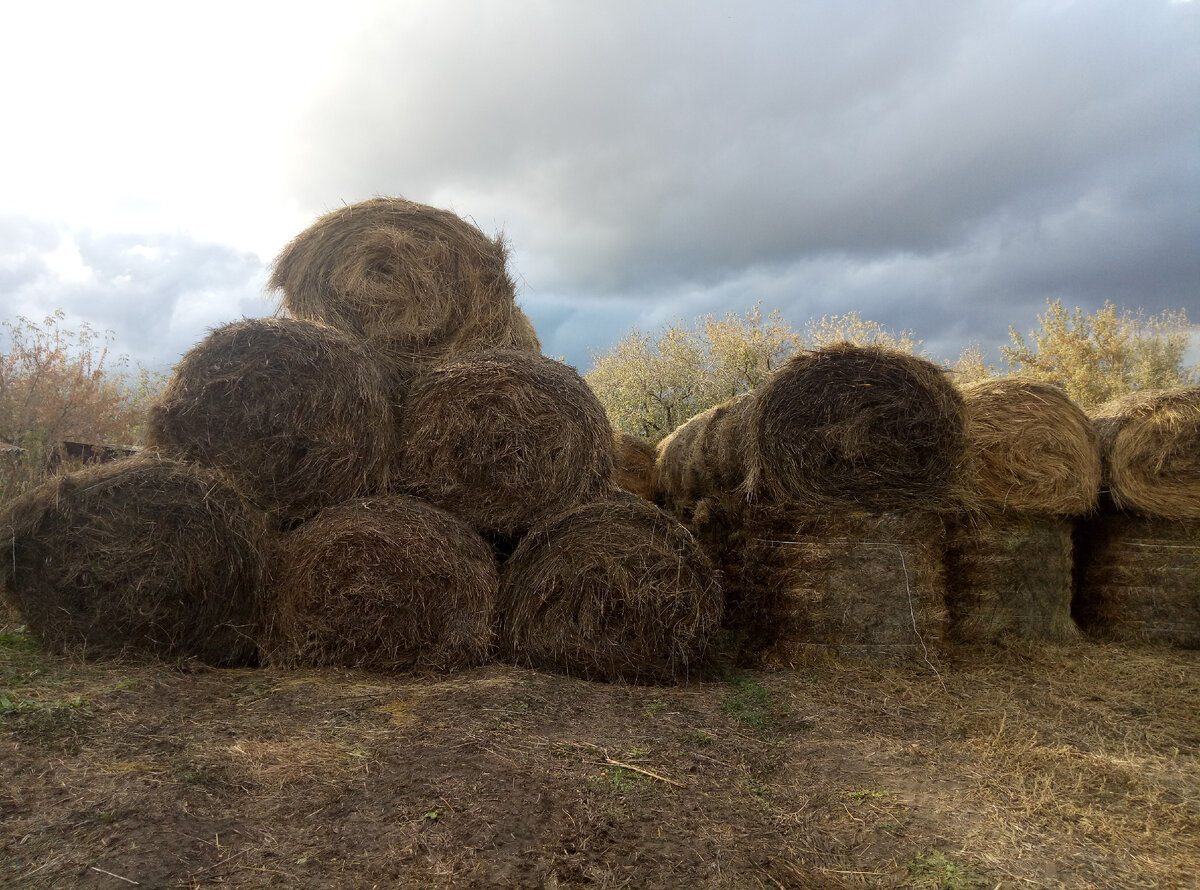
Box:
[394,350,615,537]
[1074,513,1200,648]
[265,496,498,671]
[655,344,966,518]
[945,514,1078,643]
[958,378,1101,515]
[613,432,657,501]
[147,318,398,528]
[268,196,533,366]
[0,454,267,665]
[730,507,948,664]
[1090,386,1200,520]
[496,491,724,683]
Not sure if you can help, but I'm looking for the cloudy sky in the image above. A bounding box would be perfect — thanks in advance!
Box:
[2,0,1197,373]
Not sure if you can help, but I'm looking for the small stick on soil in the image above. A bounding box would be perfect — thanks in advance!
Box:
[90,865,140,885]
[602,755,685,788]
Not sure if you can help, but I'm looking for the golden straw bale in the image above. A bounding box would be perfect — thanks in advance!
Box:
[268,196,532,366]
[958,378,1100,515]
[1074,513,1200,648]
[147,318,398,528]
[731,507,948,664]
[0,454,267,665]
[655,344,966,518]
[394,350,614,537]
[613,432,657,501]
[497,492,723,683]
[1090,386,1200,519]
[945,513,1078,643]
[265,496,498,671]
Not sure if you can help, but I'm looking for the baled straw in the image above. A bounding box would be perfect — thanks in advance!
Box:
[265,496,498,671]
[1090,386,1200,519]
[147,318,398,527]
[1074,513,1200,648]
[394,350,614,537]
[945,514,1078,643]
[268,196,532,366]
[731,507,948,664]
[613,432,657,502]
[497,491,723,683]
[0,454,266,665]
[958,378,1100,515]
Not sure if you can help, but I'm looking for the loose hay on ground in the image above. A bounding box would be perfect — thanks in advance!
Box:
[1090,386,1200,519]
[655,344,966,516]
[394,350,615,537]
[945,513,1079,643]
[265,496,498,671]
[731,507,949,664]
[958,378,1101,515]
[497,492,723,683]
[147,318,399,527]
[1074,513,1200,648]
[0,454,266,665]
[268,196,533,366]
[613,432,657,502]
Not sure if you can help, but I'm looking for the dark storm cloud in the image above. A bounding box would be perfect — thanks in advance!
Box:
[287,0,1199,368]
[1,218,270,370]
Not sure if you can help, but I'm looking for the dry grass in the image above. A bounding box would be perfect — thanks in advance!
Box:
[1091,386,1200,519]
[497,492,723,683]
[264,496,498,672]
[147,317,398,528]
[394,350,615,537]
[0,453,266,666]
[613,432,657,501]
[268,196,534,368]
[958,378,1100,515]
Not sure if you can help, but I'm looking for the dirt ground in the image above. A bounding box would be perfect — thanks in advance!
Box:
[2,605,1198,890]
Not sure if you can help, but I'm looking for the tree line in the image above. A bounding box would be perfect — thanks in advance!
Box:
[586,300,1198,444]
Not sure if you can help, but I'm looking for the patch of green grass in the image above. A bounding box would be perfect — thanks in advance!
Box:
[0,626,47,685]
[683,729,714,747]
[0,692,93,751]
[598,766,644,794]
[904,851,988,890]
[721,675,785,733]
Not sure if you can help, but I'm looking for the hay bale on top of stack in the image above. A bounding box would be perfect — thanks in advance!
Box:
[656,342,966,664]
[1075,387,1200,647]
[945,379,1099,643]
[265,496,498,671]
[0,453,266,666]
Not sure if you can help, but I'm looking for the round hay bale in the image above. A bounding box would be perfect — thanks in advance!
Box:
[265,496,498,671]
[654,394,753,521]
[613,432,657,502]
[945,513,1078,643]
[1090,386,1200,519]
[394,350,615,537]
[959,378,1100,515]
[1074,513,1200,648]
[147,318,398,527]
[732,507,948,664]
[0,454,267,665]
[268,196,530,366]
[750,344,966,509]
[509,305,542,354]
[497,491,724,683]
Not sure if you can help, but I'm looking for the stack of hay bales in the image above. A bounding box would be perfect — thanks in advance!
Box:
[1075,387,1200,647]
[656,343,967,663]
[613,432,657,502]
[944,379,1100,643]
[0,454,266,666]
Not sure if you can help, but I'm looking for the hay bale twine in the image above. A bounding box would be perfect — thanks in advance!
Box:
[945,513,1078,643]
[265,496,498,671]
[1074,513,1200,647]
[0,454,266,665]
[732,507,948,664]
[394,350,614,537]
[268,196,531,366]
[1090,386,1200,519]
[958,378,1100,514]
[613,432,657,502]
[497,491,723,683]
[147,318,398,527]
